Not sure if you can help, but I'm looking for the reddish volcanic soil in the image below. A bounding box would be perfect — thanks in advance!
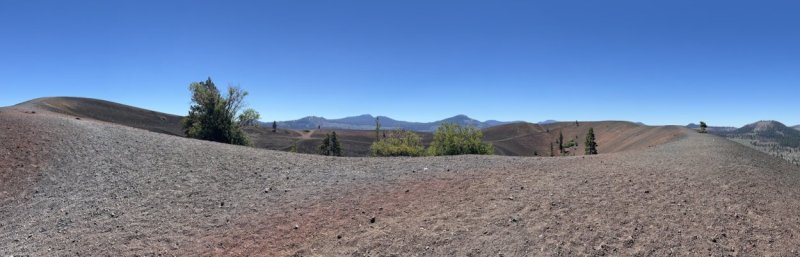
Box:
[3,104,800,256]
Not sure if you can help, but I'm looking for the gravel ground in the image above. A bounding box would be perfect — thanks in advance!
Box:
[3,106,800,256]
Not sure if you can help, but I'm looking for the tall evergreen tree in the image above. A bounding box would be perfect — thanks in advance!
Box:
[585,127,598,155]
[330,131,342,156]
[699,121,708,133]
[272,121,277,132]
[318,132,343,156]
[319,134,331,155]
[558,131,564,154]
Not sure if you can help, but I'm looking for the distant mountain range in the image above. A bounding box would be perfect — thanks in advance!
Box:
[709,120,800,148]
[264,114,515,132]
[266,116,646,132]
[686,122,800,134]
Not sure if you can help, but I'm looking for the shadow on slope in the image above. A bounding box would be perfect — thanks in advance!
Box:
[16,97,185,136]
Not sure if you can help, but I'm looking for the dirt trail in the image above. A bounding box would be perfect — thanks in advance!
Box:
[3,106,800,256]
[298,129,316,139]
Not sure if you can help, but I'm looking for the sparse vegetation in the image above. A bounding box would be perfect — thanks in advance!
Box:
[585,127,598,155]
[370,130,426,157]
[182,77,259,146]
[730,138,800,166]
[427,123,493,156]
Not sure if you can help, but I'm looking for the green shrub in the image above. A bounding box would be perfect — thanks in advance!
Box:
[427,123,493,156]
[563,139,577,148]
[370,130,426,157]
[238,108,260,127]
[182,77,259,146]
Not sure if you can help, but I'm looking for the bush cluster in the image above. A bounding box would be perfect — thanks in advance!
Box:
[428,123,494,156]
[370,123,494,157]
[370,130,426,156]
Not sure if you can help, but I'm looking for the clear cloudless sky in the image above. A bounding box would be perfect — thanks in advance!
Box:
[1,0,798,127]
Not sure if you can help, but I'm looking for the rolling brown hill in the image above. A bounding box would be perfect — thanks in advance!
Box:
[17,97,185,136]
[484,121,685,156]
[13,97,681,157]
[5,100,800,256]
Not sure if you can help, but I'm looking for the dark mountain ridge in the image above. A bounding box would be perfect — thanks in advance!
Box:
[267,114,513,132]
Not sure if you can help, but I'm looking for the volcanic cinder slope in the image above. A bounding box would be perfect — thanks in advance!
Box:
[3,103,800,256]
[18,97,185,136]
[484,121,684,157]
[11,97,683,158]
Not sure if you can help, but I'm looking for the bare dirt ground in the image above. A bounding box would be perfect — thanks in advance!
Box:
[3,106,800,256]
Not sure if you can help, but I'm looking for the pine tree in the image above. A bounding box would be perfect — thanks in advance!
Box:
[330,131,342,156]
[375,117,381,142]
[272,121,277,132]
[585,127,598,155]
[318,134,331,155]
[558,132,564,154]
[699,121,708,133]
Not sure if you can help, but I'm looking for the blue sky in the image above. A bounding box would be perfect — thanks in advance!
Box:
[1,0,798,127]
